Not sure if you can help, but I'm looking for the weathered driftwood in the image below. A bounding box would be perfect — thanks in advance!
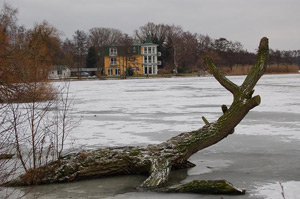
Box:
[4,38,269,194]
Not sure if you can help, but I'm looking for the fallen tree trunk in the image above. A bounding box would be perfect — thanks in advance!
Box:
[4,38,269,193]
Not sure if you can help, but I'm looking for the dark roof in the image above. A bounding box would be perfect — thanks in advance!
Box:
[51,65,68,70]
[145,35,152,44]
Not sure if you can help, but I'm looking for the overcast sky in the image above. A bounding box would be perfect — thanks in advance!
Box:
[1,0,299,52]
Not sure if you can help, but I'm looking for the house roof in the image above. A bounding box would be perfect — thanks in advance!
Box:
[103,37,159,56]
[51,65,68,70]
[145,35,152,44]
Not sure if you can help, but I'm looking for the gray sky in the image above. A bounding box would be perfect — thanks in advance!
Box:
[2,0,300,52]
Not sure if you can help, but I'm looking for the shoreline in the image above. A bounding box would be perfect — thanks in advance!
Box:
[50,72,300,82]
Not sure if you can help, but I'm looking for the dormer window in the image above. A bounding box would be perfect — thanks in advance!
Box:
[109,48,117,56]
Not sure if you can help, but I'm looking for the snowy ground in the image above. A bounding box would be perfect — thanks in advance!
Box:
[4,74,300,199]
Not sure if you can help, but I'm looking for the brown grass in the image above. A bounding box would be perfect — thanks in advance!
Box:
[0,82,57,103]
[220,64,299,76]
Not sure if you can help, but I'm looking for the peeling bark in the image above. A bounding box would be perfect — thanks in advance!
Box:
[3,38,269,195]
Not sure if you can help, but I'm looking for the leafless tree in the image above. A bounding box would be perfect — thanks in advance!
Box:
[89,27,123,47]
[73,30,88,78]
[0,3,76,190]
[165,25,184,75]
[134,22,169,44]
[88,27,124,73]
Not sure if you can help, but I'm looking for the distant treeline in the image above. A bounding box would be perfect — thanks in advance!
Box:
[1,3,299,76]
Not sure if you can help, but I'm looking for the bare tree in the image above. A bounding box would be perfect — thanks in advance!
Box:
[165,25,184,75]
[51,82,75,163]
[73,30,88,78]
[134,22,169,44]
[0,3,75,187]
[0,2,18,45]
[61,38,76,67]
[197,34,213,52]
[89,27,123,47]
[88,27,124,74]
[2,81,75,186]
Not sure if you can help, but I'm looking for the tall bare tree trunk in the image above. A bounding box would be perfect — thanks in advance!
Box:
[4,38,269,191]
[173,45,178,75]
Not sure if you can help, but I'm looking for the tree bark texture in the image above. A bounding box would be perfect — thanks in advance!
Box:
[4,38,269,192]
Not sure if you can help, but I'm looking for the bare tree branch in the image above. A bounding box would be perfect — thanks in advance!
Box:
[204,56,239,94]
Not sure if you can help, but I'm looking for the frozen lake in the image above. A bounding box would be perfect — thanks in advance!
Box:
[7,74,300,198]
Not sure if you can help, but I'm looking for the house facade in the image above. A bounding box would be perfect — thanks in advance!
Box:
[48,65,71,80]
[104,36,160,76]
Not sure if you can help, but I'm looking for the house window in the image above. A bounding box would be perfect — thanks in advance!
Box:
[108,68,113,76]
[58,70,62,75]
[144,47,147,54]
[115,68,120,75]
[149,66,152,74]
[110,57,117,65]
[144,56,148,63]
[144,66,148,74]
[148,47,152,54]
[150,56,153,63]
[109,48,117,56]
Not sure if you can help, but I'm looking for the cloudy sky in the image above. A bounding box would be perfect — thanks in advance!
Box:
[1,0,299,52]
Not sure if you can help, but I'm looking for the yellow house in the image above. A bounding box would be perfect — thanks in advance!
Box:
[104,36,160,76]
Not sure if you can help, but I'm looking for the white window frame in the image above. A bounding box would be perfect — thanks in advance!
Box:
[153,66,156,74]
[115,68,120,75]
[149,66,152,74]
[110,57,117,65]
[107,68,113,76]
[109,48,117,56]
[148,56,152,63]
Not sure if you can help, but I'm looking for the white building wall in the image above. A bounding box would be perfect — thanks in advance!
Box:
[142,45,158,75]
[48,68,71,80]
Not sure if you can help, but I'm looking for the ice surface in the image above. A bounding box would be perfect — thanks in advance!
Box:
[64,74,300,149]
[252,181,300,199]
